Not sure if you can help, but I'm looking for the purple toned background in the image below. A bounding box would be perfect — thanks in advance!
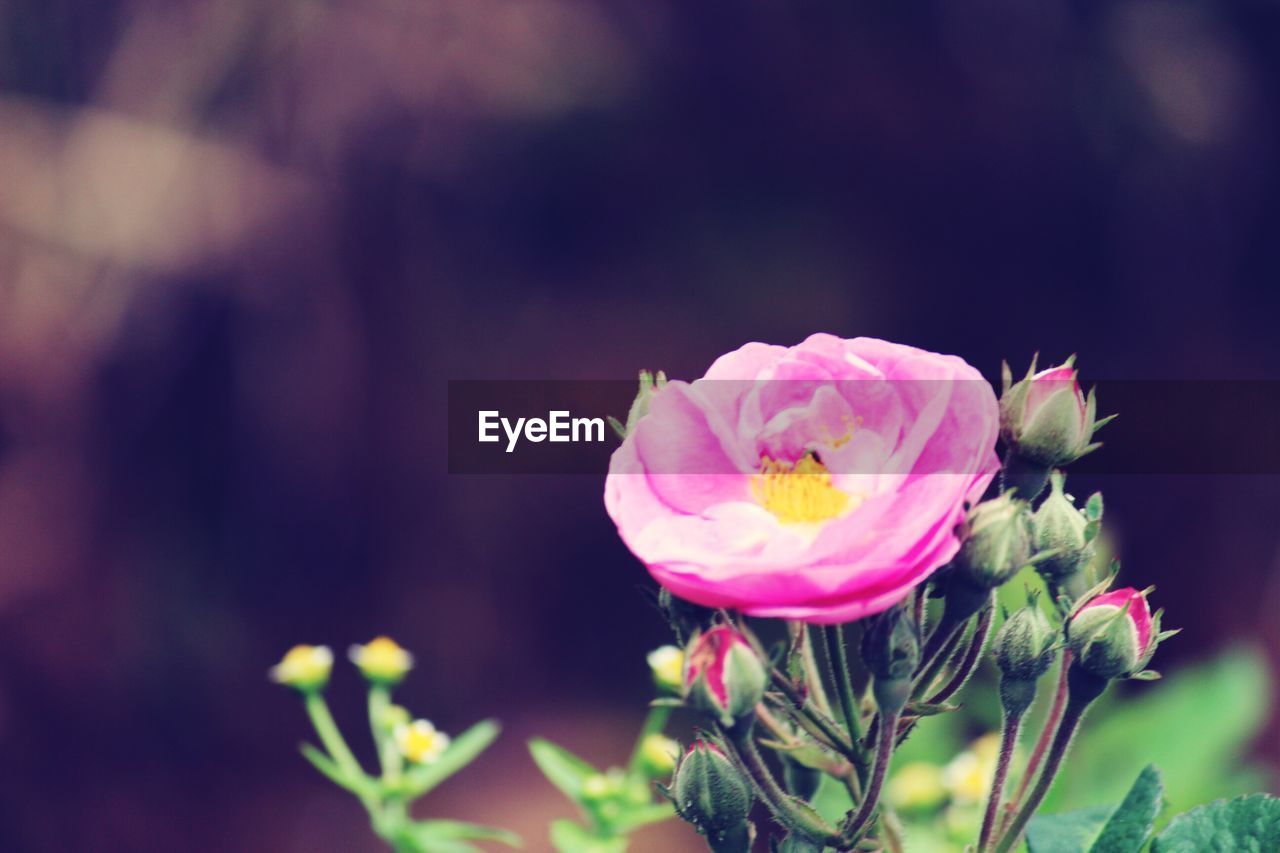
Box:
[1,1,1278,850]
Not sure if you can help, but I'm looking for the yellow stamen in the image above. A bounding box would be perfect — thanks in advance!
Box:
[752,454,853,525]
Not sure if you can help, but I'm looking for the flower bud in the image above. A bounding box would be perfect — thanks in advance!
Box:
[1068,588,1172,680]
[349,636,414,686]
[1000,357,1112,469]
[861,603,920,712]
[269,644,333,692]
[994,600,1057,715]
[1032,472,1100,598]
[647,645,685,695]
[637,733,680,778]
[672,740,753,837]
[955,493,1033,589]
[683,626,767,727]
[609,369,668,439]
[393,719,451,765]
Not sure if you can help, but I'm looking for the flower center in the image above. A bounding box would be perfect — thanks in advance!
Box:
[752,453,852,525]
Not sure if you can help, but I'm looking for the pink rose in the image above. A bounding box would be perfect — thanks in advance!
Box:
[605,334,1000,624]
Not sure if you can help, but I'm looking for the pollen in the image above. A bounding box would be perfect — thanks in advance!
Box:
[752,454,853,525]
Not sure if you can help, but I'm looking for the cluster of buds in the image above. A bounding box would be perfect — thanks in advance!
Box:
[999,357,1113,500]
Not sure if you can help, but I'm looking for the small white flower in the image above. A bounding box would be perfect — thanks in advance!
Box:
[393,719,451,765]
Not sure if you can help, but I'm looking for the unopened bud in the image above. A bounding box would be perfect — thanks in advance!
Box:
[647,645,685,695]
[683,626,767,727]
[994,600,1058,715]
[1033,472,1100,601]
[349,636,414,686]
[269,645,333,693]
[672,741,753,837]
[955,493,1033,589]
[1068,588,1173,681]
[1000,357,1112,470]
[637,733,680,778]
[861,604,920,712]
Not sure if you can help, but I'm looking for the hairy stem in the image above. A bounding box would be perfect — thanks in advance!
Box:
[841,707,900,847]
[725,726,838,844]
[823,624,870,781]
[978,711,1022,852]
[992,669,1106,853]
[1003,649,1071,833]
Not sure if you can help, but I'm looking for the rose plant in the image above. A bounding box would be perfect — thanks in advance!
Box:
[272,335,1280,853]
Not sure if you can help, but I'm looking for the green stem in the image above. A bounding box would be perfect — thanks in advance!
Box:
[802,624,835,715]
[978,710,1023,852]
[927,597,996,704]
[368,685,404,781]
[840,706,900,847]
[1003,650,1071,833]
[725,726,839,844]
[992,669,1107,853]
[306,692,366,782]
[823,625,870,780]
[626,704,672,776]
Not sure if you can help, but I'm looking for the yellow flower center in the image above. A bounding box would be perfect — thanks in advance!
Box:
[395,720,450,764]
[752,454,853,525]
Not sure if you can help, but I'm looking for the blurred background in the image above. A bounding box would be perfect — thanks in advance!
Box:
[1,1,1278,850]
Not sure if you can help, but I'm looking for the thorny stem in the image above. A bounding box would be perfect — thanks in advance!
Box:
[978,712,1022,852]
[992,669,1106,853]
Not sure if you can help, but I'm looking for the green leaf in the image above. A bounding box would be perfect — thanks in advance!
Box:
[1092,764,1163,851]
[1028,806,1113,853]
[529,738,600,804]
[1028,765,1163,853]
[402,720,500,798]
[1152,794,1280,852]
[549,819,628,853]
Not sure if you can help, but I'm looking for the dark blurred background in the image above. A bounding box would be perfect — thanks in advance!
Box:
[1,1,1278,850]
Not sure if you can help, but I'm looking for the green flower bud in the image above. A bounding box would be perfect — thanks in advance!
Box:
[1032,471,1100,595]
[672,740,753,838]
[861,603,920,712]
[994,603,1057,682]
[994,599,1058,715]
[683,626,767,727]
[955,493,1033,589]
[269,644,333,693]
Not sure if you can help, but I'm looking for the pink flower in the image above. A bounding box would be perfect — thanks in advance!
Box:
[1068,587,1165,679]
[605,334,1000,623]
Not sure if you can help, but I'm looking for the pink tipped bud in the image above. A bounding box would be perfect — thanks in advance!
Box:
[1000,357,1111,470]
[1068,587,1170,680]
[683,626,767,727]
